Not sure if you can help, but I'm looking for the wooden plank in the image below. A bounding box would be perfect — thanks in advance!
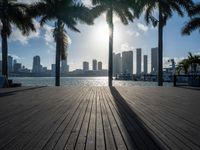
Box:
[74,88,95,150]
[85,88,96,150]
[95,87,106,150]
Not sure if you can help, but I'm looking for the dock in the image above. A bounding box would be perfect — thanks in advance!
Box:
[0,86,200,150]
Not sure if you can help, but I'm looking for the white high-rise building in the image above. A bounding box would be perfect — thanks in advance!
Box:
[151,47,158,74]
[51,64,56,75]
[136,48,142,75]
[113,53,122,76]
[32,56,41,73]
[92,59,97,71]
[143,55,148,74]
[83,61,89,71]
[61,59,69,74]
[98,61,102,70]
[122,51,133,74]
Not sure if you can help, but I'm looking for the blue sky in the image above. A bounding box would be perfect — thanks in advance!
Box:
[1,0,200,73]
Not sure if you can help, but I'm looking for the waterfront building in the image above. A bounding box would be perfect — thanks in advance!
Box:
[51,64,56,75]
[136,48,142,75]
[113,53,122,76]
[122,51,133,74]
[13,63,22,73]
[13,59,17,66]
[144,55,148,74]
[151,47,158,74]
[32,56,41,73]
[92,59,97,71]
[8,56,13,73]
[83,61,89,71]
[61,60,69,74]
[98,61,102,70]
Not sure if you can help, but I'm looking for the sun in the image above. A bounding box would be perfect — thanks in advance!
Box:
[96,23,109,41]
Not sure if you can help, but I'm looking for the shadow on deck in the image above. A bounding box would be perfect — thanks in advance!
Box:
[109,87,164,150]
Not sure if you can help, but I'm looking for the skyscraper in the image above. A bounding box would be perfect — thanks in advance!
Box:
[98,61,102,70]
[61,59,68,74]
[83,61,89,71]
[32,56,41,73]
[151,47,158,74]
[143,55,148,74]
[92,59,97,71]
[136,48,142,75]
[8,56,13,73]
[113,53,122,76]
[122,51,133,74]
[51,64,56,75]
[13,59,17,66]
[13,63,21,73]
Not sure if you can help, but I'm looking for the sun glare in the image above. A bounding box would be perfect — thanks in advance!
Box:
[96,23,109,41]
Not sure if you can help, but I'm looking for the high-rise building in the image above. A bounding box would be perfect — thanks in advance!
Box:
[32,56,41,73]
[51,64,56,75]
[61,59,68,74]
[83,61,89,71]
[122,51,133,74]
[143,55,148,74]
[13,63,21,73]
[136,48,142,75]
[113,53,122,76]
[151,47,158,74]
[92,59,97,71]
[8,56,13,73]
[98,61,102,70]
[13,59,17,66]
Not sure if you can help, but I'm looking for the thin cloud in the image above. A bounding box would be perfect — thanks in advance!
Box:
[137,23,149,32]
[126,30,140,37]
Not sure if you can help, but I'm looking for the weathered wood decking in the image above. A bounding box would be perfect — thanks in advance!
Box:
[0,86,200,150]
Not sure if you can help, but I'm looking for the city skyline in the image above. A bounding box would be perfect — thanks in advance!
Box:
[3,47,199,75]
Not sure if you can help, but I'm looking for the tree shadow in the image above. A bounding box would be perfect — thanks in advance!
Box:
[109,86,165,150]
[0,86,46,98]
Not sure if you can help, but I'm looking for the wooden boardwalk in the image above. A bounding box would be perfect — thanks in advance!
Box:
[0,86,200,150]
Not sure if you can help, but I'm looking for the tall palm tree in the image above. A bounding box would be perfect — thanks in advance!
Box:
[182,3,200,35]
[187,52,200,74]
[138,0,193,86]
[177,59,190,74]
[30,0,93,86]
[177,52,200,75]
[91,0,134,86]
[0,0,35,79]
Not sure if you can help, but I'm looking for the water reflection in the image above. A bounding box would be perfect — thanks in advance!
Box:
[10,77,173,87]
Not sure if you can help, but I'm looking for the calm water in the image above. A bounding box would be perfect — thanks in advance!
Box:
[10,77,173,87]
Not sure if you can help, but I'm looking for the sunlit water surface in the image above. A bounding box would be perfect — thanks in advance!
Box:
[10,77,173,87]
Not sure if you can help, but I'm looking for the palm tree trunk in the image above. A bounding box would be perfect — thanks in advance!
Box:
[1,19,8,78]
[158,5,163,86]
[1,1,8,79]
[1,30,8,78]
[108,9,114,87]
[55,20,61,86]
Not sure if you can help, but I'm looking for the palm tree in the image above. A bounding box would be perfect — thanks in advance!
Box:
[182,3,200,35]
[177,59,190,74]
[91,0,134,86]
[0,0,35,79]
[187,52,200,74]
[138,0,193,86]
[30,0,93,86]
[177,52,200,75]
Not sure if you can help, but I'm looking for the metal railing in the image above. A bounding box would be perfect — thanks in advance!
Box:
[173,75,200,87]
